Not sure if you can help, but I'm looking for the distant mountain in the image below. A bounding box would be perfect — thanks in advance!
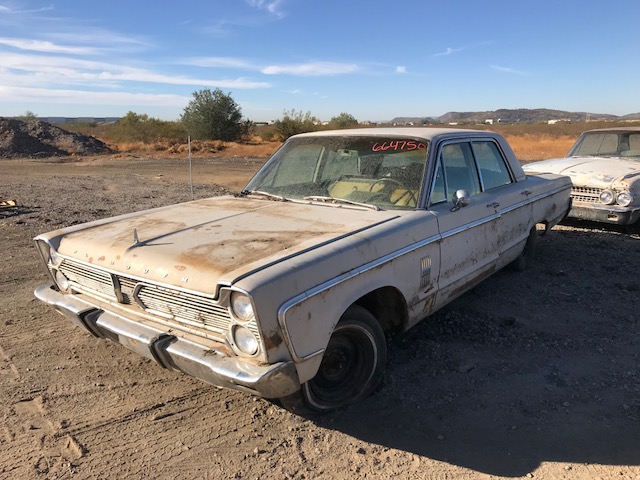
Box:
[388,116,435,125]
[389,108,630,125]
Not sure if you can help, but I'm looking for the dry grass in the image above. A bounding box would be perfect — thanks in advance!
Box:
[106,122,640,162]
[109,132,573,162]
[110,136,280,158]
[504,134,576,162]
[67,119,640,163]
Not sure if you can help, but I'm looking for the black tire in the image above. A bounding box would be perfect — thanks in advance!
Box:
[624,220,640,234]
[279,305,387,414]
[511,226,538,271]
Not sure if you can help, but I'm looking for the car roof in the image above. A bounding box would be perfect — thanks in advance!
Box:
[292,127,497,141]
[581,127,640,133]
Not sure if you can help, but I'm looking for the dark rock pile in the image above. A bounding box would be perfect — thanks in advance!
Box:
[0,117,111,158]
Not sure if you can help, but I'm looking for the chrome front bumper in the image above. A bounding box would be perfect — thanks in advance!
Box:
[35,283,300,399]
[568,203,640,226]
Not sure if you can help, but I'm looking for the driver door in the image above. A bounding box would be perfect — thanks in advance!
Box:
[428,140,501,310]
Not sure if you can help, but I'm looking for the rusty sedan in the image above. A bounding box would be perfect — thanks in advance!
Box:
[34,128,571,413]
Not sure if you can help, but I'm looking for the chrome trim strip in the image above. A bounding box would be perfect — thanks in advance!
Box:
[499,183,571,216]
[278,231,442,362]
[438,213,500,240]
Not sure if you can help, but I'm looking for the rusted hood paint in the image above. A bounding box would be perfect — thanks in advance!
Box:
[49,196,399,295]
[524,156,640,188]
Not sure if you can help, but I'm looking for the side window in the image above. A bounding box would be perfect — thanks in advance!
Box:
[429,159,447,204]
[441,142,481,198]
[472,141,512,190]
[627,134,640,150]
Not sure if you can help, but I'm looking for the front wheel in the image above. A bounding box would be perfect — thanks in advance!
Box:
[279,305,387,414]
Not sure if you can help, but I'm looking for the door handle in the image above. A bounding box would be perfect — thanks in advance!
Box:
[486,202,500,208]
[521,190,532,196]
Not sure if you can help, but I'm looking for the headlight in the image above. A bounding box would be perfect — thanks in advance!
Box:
[599,190,615,205]
[230,291,254,322]
[232,325,259,355]
[616,191,633,207]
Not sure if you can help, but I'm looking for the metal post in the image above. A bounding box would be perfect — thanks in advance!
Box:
[188,135,194,201]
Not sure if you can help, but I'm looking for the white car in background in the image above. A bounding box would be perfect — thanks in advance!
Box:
[523,127,640,229]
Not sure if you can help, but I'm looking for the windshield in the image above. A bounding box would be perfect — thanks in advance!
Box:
[245,135,429,209]
[568,132,640,159]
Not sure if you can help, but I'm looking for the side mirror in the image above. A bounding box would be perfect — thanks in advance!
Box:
[450,189,470,212]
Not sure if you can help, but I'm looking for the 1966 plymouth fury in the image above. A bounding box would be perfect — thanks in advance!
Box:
[34,128,571,412]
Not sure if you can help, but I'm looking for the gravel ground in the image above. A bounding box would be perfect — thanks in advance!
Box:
[1,155,639,480]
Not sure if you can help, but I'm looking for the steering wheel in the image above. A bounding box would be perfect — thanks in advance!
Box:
[369,178,417,206]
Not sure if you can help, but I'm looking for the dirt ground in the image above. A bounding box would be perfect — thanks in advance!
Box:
[1,154,639,480]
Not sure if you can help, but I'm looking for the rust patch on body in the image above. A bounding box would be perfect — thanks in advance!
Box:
[263,332,283,350]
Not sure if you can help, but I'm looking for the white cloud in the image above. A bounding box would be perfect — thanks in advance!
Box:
[434,47,465,57]
[0,4,54,14]
[0,85,188,107]
[0,37,97,54]
[395,66,407,74]
[0,53,272,89]
[49,30,153,52]
[262,61,359,76]
[246,0,285,18]
[491,64,529,76]
[182,57,255,69]
[433,42,492,57]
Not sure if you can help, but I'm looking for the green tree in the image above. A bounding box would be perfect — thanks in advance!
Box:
[181,88,249,141]
[330,112,358,128]
[273,109,319,140]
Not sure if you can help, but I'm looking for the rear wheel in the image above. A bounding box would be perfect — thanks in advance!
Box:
[511,226,538,271]
[279,305,386,414]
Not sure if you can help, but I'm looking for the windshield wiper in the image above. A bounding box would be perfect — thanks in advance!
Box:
[302,195,380,211]
[240,190,288,202]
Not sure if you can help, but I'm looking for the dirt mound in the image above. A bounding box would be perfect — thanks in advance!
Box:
[0,117,112,158]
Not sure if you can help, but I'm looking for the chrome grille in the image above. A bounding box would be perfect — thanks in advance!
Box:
[116,276,137,304]
[57,258,234,336]
[60,259,116,299]
[571,186,602,204]
[136,284,231,334]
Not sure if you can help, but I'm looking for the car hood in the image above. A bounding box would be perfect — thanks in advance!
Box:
[44,196,399,295]
[523,156,640,188]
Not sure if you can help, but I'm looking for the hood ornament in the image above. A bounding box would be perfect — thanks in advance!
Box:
[128,227,147,251]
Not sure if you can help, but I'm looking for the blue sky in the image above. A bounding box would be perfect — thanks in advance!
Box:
[1,0,638,122]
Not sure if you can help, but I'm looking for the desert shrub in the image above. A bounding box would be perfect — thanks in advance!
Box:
[17,111,38,122]
[109,112,186,144]
[181,88,251,142]
[273,109,319,140]
[256,125,278,141]
[329,112,358,129]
